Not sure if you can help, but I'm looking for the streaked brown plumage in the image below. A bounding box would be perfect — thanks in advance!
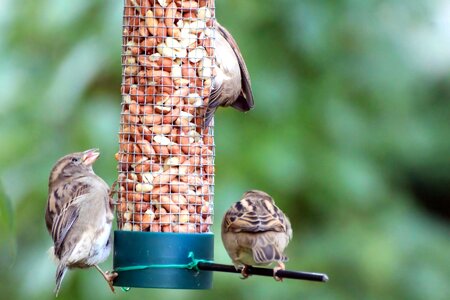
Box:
[221,190,292,281]
[45,149,116,295]
[204,21,254,127]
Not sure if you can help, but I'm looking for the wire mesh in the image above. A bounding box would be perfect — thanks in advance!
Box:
[115,0,215,234]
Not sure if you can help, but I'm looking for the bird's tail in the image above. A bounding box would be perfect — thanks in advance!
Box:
[54,263,67,297]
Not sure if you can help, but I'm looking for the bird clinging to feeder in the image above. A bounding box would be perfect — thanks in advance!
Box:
[204,21,254,127]
[45,149,117,295]
[221,190,292,281]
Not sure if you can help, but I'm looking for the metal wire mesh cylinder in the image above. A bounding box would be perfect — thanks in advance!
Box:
[115,0,215,234]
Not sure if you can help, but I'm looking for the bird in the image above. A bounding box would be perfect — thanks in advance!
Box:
[45,148,117,296]
[221,190,292,281]
[204,21,254,127]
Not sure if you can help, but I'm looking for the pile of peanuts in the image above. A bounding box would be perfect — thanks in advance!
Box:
[115,0,215,233]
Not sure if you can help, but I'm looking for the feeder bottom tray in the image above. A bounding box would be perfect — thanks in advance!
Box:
[113,231,214,289]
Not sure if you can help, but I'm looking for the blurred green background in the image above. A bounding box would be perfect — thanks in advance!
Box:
[1,0,449,299]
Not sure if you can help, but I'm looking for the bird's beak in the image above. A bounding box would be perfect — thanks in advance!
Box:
[82,148,100,166]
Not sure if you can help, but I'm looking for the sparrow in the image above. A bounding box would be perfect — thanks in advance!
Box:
[204,21,254,127]
[221,190,292,281]
[45,149,117,296]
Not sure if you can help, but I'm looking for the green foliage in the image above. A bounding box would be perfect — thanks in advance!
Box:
[0,0,449,299]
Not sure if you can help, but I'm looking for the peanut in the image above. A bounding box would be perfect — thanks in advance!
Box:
[170,181,189,193]
[135,182,154,193]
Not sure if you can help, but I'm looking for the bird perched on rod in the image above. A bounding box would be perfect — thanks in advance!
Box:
[221,190,292,281]
[204,21,254,127]
[45,149,117,295]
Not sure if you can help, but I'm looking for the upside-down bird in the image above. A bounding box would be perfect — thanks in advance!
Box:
[45,149,117,295]
[204,21,254,127]
[221,190,292,281]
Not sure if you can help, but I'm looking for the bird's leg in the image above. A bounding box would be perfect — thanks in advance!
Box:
[273,262,285,282]
[240,265,251,280]
[94,265,118,293]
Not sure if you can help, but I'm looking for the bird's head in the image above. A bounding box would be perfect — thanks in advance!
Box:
[49,148,100,187]
[242,190,273,202]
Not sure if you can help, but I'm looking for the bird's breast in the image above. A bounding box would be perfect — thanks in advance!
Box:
[214,67,241,106]
[88,224,113,264]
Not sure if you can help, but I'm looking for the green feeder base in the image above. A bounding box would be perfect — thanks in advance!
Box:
[113,231,214,289]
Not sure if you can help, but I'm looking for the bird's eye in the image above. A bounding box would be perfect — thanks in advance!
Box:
[71,157,79,163]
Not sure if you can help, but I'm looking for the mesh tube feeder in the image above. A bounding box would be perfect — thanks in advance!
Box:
[113,0,216,289]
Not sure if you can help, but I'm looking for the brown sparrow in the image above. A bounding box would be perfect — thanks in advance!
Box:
[221,190,292,281]
[204,21,254,126]
[45,149,117,295]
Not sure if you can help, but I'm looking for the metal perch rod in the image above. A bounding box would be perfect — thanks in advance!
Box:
[196,262,329,282]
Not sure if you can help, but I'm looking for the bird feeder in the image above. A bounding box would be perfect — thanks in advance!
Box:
[113,0,216,289]
[112,0,329,290]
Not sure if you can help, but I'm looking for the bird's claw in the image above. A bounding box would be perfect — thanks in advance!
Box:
[240,265,250,280]
[105,271,118,293]
[94,265,118,293]
[273,262,285,282]
[108,180,119,199]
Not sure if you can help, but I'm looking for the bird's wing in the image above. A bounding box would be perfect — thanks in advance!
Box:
[52,205,79,258]
[216,22,254,111]
[223,198,287,234]
[51,184,91,258]
[46,181,89,231]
